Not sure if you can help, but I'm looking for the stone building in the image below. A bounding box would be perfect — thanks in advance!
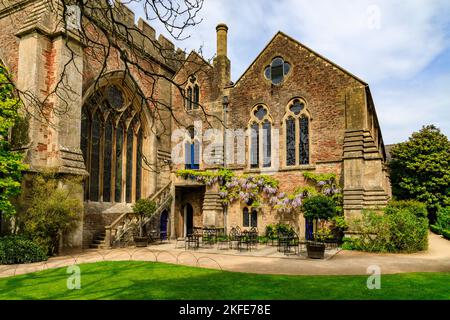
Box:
[0,0,390,252]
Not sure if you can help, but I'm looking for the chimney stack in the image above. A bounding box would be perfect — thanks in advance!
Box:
[214,23,231,89]
[216,23,228,57]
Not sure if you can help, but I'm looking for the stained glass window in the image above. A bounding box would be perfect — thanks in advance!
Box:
[193,84,200,109]
[186,87,192,110]
[136,129,143,200]
[290,100,304,115]
[263,120,271,168]
[264,57,291,85]
[243,208,249,227]
[126,123,134,203]
[105,85,124,110]
[286,117,296,166]
[254,106,267,121]
[115,123,124,203]
[89,113,100,201]
[82,86,144,204]
[250,123,259,168]
[251,210,258,227]
[103,117,113,202]
[300,116,310,165]
[81,108,89,200]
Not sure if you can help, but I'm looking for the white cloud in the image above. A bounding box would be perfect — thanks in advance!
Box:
[128,0,450,143]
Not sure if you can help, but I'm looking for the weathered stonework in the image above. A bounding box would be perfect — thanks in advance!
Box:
[1,1,390,247]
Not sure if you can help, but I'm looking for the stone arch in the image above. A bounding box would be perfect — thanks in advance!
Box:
[81,71,158,203]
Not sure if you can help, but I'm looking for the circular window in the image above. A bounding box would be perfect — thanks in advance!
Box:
[105,85,125,110]
[289,99,304,115]
[264,57,291,85]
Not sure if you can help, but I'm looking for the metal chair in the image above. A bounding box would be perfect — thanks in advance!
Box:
[229,227,241,250]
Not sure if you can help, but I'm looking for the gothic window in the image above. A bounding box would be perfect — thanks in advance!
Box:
[286,117,296,166]
[249,105,272,169]
[250,123,259,168]
[185,126,200,170]
[81,84,145,203]
[284,98,311,166]
[186,87,192,110]
[185,76,200,110]
[299,115,310,165]
[264,57,291,85]
[243,208,258,228]
[194,84,200,108]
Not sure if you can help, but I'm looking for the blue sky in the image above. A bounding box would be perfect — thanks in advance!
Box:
[129,0,450,144]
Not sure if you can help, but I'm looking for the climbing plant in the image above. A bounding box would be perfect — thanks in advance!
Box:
[176,169,342,213]
[0,63,27,217]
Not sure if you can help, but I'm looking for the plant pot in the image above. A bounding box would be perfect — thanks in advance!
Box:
[307,242,325,259]
[134,236,148,247]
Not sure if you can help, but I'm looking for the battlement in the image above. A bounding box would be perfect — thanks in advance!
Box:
[2,0,186,72]
[112,0,185,71]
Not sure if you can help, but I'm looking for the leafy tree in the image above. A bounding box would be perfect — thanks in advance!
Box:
[389,125,450,216]
[15,173,82,256]
[132,198,157,238]
[0,63,27,217]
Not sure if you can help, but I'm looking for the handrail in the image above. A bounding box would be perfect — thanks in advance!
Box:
[104,182,172,248]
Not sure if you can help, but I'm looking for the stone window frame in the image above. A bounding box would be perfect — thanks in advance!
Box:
[281,97,312,168]
[248,104,274,170]
[242,207,258,228]
[81,82,149,204]
[263,56,292,85]
[183,125,201,170]
[185,76,201,111]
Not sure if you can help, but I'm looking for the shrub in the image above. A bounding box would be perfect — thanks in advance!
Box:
[0,236,47,265]
[15,173,82,256]
[303,195,337,223]
[132,198,157,238]
[430,224,442,235]
[436,207,450,230]
[442,229,450,240]
[347,209,428,253]
[265,223,294,239]
[385,200,428,218]
[387,209,428,252]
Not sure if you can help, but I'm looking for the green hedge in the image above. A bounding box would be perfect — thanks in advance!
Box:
[436,207,450,230]
[385,200,428,218]
[0,236,48,265]
[430,224,442,235]
[346,204,429,253]
[442,229,450,240]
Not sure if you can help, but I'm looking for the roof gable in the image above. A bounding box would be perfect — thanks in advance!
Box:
[234,31,367,87]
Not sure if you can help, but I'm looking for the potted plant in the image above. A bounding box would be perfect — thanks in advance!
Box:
[132,198,157,247]
[302,195,336,259]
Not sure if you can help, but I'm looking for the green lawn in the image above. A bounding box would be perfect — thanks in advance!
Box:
[0,261,448,300]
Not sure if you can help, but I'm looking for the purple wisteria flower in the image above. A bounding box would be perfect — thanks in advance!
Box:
[317,181,326,187]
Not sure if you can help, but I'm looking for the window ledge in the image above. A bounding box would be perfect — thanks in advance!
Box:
[278,165,316,172]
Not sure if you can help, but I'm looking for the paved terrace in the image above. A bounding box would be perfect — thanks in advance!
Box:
[1,233,449,278]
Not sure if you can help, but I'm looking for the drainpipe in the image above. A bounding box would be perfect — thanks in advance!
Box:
[222,95,229,234]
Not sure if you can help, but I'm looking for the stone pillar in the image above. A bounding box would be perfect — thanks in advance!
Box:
[15,5,87,252]
[202,184,224,228]
[343,86,388,223]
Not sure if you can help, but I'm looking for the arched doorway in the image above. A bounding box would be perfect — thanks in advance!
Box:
[160,210,169,240]
[183,203,194,236]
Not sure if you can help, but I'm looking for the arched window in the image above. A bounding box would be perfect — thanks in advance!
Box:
[243,208,258,228]
[185,76,200,111]
[249,105,272,169]
[81,84,145,203]
[284,98,311,166]
[185,126,200,170]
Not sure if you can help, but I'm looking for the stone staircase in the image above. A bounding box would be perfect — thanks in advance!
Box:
[102,182,173,248]
[89,231,107,249]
